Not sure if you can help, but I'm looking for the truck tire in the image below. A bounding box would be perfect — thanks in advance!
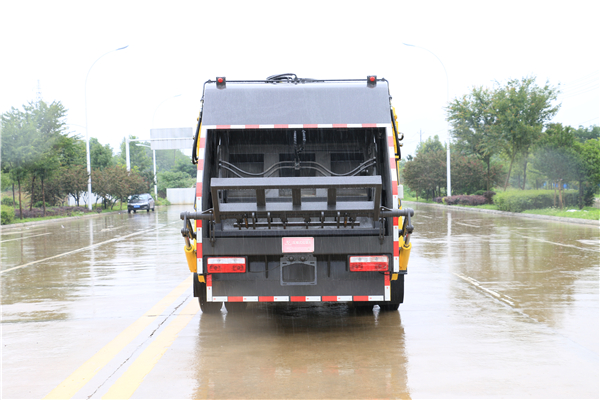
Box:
[380,275,404,311]
[194,273,222,314]
[225,302,247,313]
[352,302,374,313]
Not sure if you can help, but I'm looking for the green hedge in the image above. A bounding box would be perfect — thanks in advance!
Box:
[493,190,580,213]
[1,205,15,225]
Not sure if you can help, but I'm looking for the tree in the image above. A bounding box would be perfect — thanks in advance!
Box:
[116,136,152,172]
[573,125,600,143]
[491,77,560,190]
[92,165,147,209]
[450,153,504,195]
[1,106,38,219]
[403,136,447,200]
[447,86,499,191]
[573,139,600,208]
[532,147,578,209]
[157,170,195,197]
[61,166,89,206]
[89,138,114,170]
[23,101,68,215]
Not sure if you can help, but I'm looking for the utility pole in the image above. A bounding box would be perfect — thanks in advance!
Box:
[419,129,422,143]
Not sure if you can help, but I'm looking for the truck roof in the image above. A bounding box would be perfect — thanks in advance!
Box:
[201,79,392,126]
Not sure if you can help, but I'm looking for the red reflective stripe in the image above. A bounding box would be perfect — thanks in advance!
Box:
[196,184,202,197]
[332,124,347,128]
[291,296,306,302]
[322,296,337,302]
[392,183,398,195]
[245,125,260,129]
[393,241,399,256]
[390,158,396,168]
[216,125,230,129]
[228,296,244,302]
[274,124,289,129]
[393,217,398,226]
[199,137,206,148]
[362,123,377,128]
[387,136,394,146]
[207,274,212,287]
[303,124,318,129]
[354,296,369,301]
[385,273,390,285]
[259,296,274,302]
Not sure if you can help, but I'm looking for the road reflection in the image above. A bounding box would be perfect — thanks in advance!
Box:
[193,304,410,399]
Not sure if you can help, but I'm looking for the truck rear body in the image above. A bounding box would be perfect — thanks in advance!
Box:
[181,76,413,312]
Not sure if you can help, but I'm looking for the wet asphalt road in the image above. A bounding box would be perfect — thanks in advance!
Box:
[1,204,598,399]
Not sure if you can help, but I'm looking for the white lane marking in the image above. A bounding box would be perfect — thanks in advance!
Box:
[516,234,600,253]
[0,232,52,243]
[453,273,516,307]
[0,222,178,275]
[454,222,481,228]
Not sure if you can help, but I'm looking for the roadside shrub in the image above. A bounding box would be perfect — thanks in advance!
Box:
[1,205,15,225]
[14,206,94,219]
[483,191,496,204]
[493,190,579,213]
[155,197,171,206]
[34,201,50,208]
[445,195,487,206]
[433,197,443,203]
[1,197,15,206]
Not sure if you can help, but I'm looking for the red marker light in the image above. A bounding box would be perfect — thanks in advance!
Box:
[217,77,223,83]
[369,76,375,82]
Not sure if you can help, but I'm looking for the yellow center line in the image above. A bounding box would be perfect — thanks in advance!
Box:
[102,299,200,399]
[43,275,192,399]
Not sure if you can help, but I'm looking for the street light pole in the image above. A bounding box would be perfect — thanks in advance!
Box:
[85,45,128,210]
[150,94,182,198]
[403,42,452,197]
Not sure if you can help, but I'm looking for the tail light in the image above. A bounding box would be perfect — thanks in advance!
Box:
[349,256,388,271]
[207,257,246,273]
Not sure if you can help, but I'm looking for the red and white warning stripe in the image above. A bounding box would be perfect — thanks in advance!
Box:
[387,126,400,273]
[196,125,207,274]
[202,123,389,130]
[205,273,389,302]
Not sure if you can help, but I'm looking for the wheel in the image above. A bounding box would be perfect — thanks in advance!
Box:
[194,274,222,314]
[379,275,404,312]
[147,208,150,212]
[199,298,223,314]
[152,207,155,211]
[133,209,136,213]
[380,303,400,311]
[352,302,374,314]
[128,209,131,214]
[225,302,247,313]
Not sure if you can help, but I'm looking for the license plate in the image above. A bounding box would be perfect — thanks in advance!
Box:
[282,237,314,253]
[134,205,140,208]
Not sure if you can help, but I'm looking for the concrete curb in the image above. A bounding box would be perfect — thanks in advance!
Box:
[402,201,600,227]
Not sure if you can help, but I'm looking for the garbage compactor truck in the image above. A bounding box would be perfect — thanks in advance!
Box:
[180,74,414,313]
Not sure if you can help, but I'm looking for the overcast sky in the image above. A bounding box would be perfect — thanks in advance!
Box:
[1,1,598,157]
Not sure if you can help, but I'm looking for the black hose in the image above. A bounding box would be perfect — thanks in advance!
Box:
[390,109,402,161]
[191,114,202,165]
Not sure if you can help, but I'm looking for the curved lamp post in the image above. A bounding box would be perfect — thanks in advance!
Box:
[84,45,128,210]
[403,42,452,197]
